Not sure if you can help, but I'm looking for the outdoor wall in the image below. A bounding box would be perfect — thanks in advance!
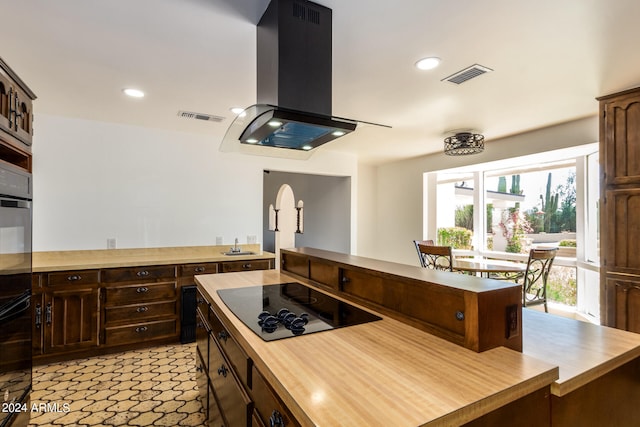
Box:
[32,114,358,251]
[371,116,599,266]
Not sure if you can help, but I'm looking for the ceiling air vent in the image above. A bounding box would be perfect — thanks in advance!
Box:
[177,111,225,122]
[442,64,493,85]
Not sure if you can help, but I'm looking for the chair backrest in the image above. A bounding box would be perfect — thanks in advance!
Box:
[413,240,434,267]
[522,247,557,307]
[414,241,453,271]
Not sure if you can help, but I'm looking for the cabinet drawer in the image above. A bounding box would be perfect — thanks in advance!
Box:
[104,300,176,324]
[196,310,209,363]
[209,306,251,386]
[208,379,224,427]
[180,263,219,277]
[251,365,298,427]
[104,281,176,305]
[103,319,176,345]
[195,347,209,416]
[209,341,251,427]
[197,289,210,318]
[102,265,176,283]
[47,270,100,286]
[220,259,271,273]
[252,409,266,427]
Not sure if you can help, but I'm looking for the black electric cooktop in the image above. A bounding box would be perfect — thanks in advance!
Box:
[217,282,382,341]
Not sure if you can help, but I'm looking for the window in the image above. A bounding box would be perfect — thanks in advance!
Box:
[429,148,599,314]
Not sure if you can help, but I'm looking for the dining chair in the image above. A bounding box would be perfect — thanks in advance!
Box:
[413,241,453,271]
[521,247,558,312]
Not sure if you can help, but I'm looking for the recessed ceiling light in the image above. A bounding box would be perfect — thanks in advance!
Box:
[246,138,258,144]
[122,88,145,98]
[230,107,245,115]
[332,130,346,137]
[415,57,441,70]
[302,145,313,150]
[268,120,283,127]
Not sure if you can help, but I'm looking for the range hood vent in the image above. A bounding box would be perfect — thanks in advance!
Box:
[442,64,493,85]
[221,0,386,159]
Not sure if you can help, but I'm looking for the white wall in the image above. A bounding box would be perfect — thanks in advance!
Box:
[371,116,599,266]
[32,114,358,251]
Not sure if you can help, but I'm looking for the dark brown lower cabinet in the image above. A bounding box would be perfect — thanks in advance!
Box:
[605,276,640,333]
[196,288,298,427]
[43,285,99,353]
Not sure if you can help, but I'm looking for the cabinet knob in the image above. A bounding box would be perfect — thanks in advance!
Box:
[456,311,465,321]
[136,306,149,313]
[67,275,82,281]
[135,326,148,333]
[217,365,228,378]
[217,330,229,342]
[242,263,252,269]
[136,270,150,277]
[194,266,206,273]
[136,287,149,293]
[270,410,285,427]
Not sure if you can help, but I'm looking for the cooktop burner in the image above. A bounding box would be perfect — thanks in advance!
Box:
[217,282,381,341]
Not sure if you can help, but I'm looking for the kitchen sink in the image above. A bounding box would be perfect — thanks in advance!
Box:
[222,251,256,256]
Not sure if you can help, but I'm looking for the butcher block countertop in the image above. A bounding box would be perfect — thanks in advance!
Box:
[196,270,559,427]
[32,245,275,272]
[523,308,640,396]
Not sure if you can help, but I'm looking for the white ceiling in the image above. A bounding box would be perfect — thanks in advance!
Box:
[3,0,640,165]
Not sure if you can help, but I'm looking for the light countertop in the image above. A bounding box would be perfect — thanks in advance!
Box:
[32,245,275,272]
[523,308,640,396]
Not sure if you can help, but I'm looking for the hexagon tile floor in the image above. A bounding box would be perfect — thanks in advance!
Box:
[29,343,206,427]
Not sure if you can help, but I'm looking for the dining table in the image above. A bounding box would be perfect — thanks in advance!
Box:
[453,257,527,279]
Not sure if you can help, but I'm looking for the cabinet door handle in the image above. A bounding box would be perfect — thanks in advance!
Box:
[136,287,149,293]
[67,275,82,281]
[270,410,285,427]
[136,306,149,313]
[35,303,42,328]
[136,270,150,277]
[135,326,148,333]
[217,365,228,378]
[242,263,252,269]
[194,266,205,273]
[217,330,228,342]
[45,303,52,325]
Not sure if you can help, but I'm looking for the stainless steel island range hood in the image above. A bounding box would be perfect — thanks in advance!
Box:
[221,0,376,159]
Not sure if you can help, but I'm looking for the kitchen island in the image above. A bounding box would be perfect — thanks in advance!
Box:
[196,269,558,426]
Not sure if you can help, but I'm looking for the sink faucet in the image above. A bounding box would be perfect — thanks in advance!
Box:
[231,238,240,253]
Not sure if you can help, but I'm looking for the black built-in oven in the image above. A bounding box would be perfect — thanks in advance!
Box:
[0,161,32,427]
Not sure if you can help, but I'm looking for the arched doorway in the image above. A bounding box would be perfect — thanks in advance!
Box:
[274,184,297,268]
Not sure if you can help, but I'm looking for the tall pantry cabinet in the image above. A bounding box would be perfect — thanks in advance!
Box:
[599,86,640,332]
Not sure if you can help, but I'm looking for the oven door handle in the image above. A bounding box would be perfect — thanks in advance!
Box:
[0,290,31,323]
[0,197,31,209]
